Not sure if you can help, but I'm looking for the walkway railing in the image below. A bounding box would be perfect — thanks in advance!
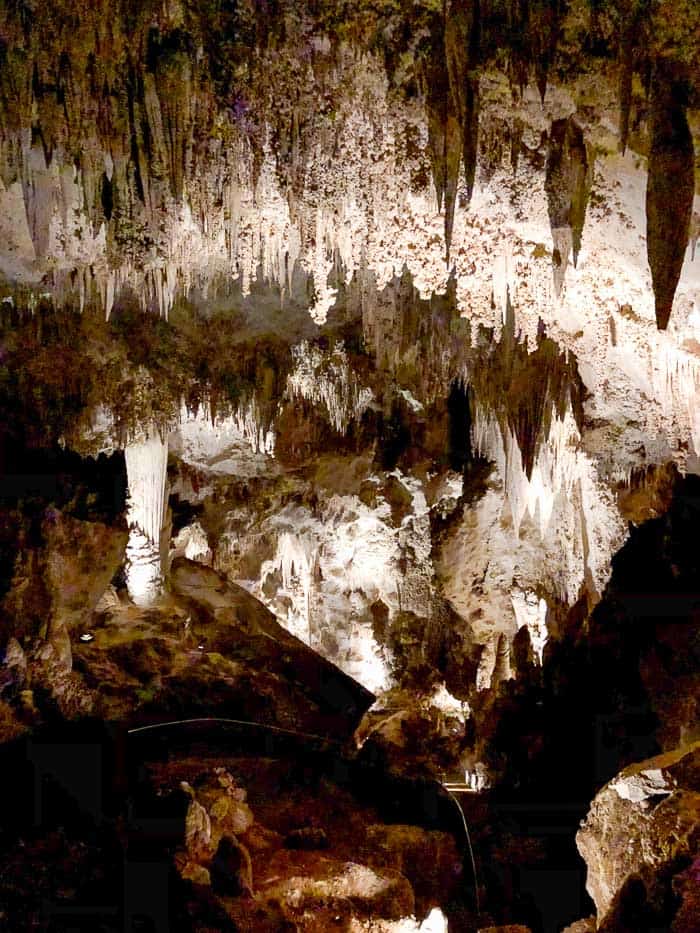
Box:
[127,717,484,919]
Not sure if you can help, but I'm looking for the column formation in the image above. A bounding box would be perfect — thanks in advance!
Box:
[124,430,169,607]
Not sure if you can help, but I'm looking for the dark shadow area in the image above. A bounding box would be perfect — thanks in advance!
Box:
[470,473,700,931]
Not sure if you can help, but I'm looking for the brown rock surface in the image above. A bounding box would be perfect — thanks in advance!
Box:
[148,752,463,932]
[477,926,532,932]
[260,851,414,923]
[68,558,372,735]
[1,510,126,645]
[561,919,596,933]
[577,742,700,930]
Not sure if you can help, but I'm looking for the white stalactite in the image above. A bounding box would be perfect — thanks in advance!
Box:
[287,341,373,433]
[171,401,275,476]
[471,400,625,602]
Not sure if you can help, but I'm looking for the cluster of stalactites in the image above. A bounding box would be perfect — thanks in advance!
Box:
[287,341,373,434]
[471,393,626,604]
[471,399,582,539]
[651,336,700,459]
[0,0,695,330]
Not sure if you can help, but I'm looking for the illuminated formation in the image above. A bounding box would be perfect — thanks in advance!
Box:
[124,430,169,606]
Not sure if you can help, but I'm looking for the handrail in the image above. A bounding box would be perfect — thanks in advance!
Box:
[127,716,482,917]
[127,716,344,747]
[444,785,481,918]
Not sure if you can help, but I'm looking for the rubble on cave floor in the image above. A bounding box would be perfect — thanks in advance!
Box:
[149,756,463,931]
[0,732,466,932]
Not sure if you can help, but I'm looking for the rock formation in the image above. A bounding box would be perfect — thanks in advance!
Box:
[577,742,700,931]
[0,1,699,930]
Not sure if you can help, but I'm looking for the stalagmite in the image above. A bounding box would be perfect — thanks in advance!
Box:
[511,590,549,664]
[124,429,169,607]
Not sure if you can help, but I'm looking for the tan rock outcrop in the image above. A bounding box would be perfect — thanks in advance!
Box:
[577,742,700,929]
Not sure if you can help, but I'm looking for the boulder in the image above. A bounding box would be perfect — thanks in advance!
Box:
[577,742,700,930]
[70,559,374,736]
[41,512,127,633]
[259,851,414,921]
[0,637,27,697]
[182,785,212,861]
[197,769,254,849]
[210,835,254,898]
[561,920,596,933]
[169,558,374,735]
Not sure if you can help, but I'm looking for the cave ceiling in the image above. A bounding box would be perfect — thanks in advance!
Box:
[0,0,698,671]
[0,1,697,674]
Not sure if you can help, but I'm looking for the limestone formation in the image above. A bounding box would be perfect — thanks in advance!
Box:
[0,2,698,931]
[577,742,700,930]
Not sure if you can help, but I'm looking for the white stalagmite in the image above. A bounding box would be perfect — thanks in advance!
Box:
[171,522,212,565]
[124,430,169,606]
[511,590,549,664]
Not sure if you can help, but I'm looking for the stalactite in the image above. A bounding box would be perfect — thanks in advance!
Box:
[618,27,634,153]
[646,71,695,330]
[545,117,592,295]
[463,78,480,203]
[510,116,523,175]
[146,26,195,202]
[690,211,700,262]
[442,111,460,264]
[0,0,695,359]
[533,0,563,102]
[423,38,451,218]
[287,341,373,434]
[471,398,626,603]
[444,0,481,220]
